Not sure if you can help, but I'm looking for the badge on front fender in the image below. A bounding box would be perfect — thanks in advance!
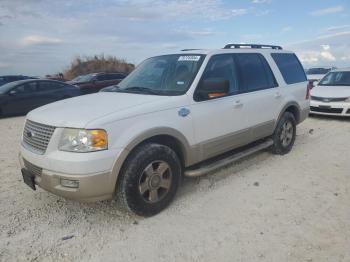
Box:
[178,108,190,117]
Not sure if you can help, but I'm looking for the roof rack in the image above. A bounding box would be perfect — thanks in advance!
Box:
[181,49,202,51]
[223,44,283,50]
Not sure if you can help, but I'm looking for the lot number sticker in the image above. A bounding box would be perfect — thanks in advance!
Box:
[178,56,201,62]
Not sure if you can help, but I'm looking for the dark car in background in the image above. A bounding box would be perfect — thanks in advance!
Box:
[0,79,80,117]
[0,75,37,86]
[67,72,126,94]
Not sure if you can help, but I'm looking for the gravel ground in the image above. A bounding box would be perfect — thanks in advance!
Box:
[0,116,349,262]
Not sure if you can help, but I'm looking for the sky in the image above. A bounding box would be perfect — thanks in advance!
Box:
[0,0,349,76]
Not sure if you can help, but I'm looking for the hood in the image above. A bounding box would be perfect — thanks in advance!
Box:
[311,85,350,98]
[27,92,170,128]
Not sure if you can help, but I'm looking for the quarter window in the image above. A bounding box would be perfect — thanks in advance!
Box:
[271,53,306,84]
[235,53,277,93]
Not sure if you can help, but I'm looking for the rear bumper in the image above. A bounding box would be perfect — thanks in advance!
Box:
[310,100,350,117]
[299,107,310,123]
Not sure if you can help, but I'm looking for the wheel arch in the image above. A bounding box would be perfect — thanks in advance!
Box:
[111,127,193,193]
[275,102,301,129]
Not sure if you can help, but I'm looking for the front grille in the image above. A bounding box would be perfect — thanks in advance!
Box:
[22,120,55,154]
[311,96,348,102]
[23,158,42,176]
[310,106,343,114]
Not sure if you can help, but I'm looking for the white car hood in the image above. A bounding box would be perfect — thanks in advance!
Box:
[311,85,350,98]
[27,92,170,128]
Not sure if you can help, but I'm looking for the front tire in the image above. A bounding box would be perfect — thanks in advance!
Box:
[116,143,181,217]
[271,112,296,155]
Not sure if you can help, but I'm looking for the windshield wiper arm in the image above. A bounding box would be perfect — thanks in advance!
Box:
[123,86,160,95]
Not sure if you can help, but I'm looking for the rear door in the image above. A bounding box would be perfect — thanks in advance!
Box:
[36,81,65,107]
[270,53,308,117]
[233,53,281,139]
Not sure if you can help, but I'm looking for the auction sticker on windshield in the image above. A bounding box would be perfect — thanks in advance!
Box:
[178,56,201,62]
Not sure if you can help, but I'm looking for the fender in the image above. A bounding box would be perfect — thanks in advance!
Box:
[274,101,301,130]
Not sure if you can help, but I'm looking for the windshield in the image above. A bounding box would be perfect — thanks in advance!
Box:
[73,74,96,82]
[0,81,20,94]
[306,68,331,75]
[103,54,205,96]
[318,71,350,86]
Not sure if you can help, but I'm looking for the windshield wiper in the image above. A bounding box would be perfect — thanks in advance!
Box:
[122,86,160,95]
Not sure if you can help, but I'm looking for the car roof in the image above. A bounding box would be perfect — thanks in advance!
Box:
[332,67,350,72]
[169,48,293,57]
[8,79,66,85]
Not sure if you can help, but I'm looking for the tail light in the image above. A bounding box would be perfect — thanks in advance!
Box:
[306,82,312,100]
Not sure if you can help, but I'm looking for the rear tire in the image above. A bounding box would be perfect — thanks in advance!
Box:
[116,143,181,217]
[271,112,296,155]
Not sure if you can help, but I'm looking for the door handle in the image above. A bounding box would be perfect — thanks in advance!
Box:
[234,100,243,108]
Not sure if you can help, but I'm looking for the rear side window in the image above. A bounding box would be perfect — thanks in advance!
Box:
[235,53,277,93]
[271,53,306,84]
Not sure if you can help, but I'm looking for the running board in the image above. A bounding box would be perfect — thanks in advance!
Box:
[184,139,273,177]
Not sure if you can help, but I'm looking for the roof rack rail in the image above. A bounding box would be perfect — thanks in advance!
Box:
[223,44,283,50]
[181,49,202,51]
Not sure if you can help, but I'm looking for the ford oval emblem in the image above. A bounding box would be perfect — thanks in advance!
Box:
[27,131,34,138]
[178,108,190,117]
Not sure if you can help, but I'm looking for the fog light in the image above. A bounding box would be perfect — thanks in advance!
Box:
[60,179,79,188]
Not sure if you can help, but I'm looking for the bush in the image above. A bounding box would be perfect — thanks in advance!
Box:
[64,55,135,80]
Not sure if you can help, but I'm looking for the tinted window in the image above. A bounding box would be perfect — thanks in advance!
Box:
[200,54,239,95]
[14,82,37,94]
[109,73,125,80]
[271,53,306,84]
[96,74,108,81]
[235,53,277,92]
[38,81,60,91]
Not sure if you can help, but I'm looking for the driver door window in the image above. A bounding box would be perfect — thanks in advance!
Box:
[13,82,37,94]
[197,54,239,99]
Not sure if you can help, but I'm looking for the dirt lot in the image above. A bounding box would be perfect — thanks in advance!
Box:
[0,116,349,262]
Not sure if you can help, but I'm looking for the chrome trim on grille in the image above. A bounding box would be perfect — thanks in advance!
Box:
[311,96,348,102]
[23,158,42,176]
[22,120,55,154]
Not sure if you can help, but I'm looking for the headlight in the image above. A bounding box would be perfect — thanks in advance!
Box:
[59,128,108,152]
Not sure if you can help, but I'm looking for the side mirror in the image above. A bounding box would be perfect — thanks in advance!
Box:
[197,78,229,100]
[9,90,17,96]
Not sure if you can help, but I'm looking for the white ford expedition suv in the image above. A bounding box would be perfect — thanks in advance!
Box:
[20,44,309,216]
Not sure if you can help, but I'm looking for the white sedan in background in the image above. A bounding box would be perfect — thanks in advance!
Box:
[306,67,335,82]
[310,68,350,117]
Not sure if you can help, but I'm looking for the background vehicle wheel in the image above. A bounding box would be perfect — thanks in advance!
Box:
[271,112,296,155]
[116,143,182,217]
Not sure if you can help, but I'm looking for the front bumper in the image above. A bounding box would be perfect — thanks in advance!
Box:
[310,100,350,117]
[19,145,124,202]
